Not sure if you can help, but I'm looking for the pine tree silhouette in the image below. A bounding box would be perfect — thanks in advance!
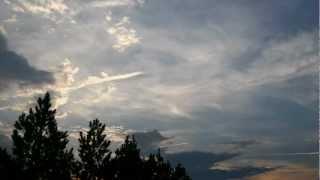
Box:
[0,92,192,180]
[78,119,111,180]
[143,149,173,180]
[142,149,192,180]
[112,135,143,180]
[172,163,192,180]
[11,92,74,180]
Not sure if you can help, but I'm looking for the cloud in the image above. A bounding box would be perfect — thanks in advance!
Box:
[68,125,128,143]
[70,127,279,180]
[247,165,318,180]
[67,127,168,153]
[90,0,144,8]
[132,129,169,152]
[49,59,143,110]
[0,33,54,92]
[255,152,319,157]
[14,0,68,15]
[217,140,258,150]
[66,70,143,92]
[0,1,317,179]
[165,151,273,180]
[107,16,140,52]
[0,58,143,119]
[244,31,317,88]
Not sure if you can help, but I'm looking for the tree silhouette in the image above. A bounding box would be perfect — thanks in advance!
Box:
[0,92,191,180]
[112,135,143,180]
[142,149,191,180]
[11,92,74,180]
[172,163,192,180]
[78,119,111,180]
[143,149,173,180]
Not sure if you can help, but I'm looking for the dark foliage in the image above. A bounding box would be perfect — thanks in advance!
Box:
[0,147,22,180]
[0,93,191,180]
[112,135,143,180]
[11,92,75,180]
[78,119,111,180]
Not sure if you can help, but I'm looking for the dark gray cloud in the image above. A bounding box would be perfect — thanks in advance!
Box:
[0,33,54,91]
[217,140,258,150]
[120,130,275,180]
[132,129,169,152]
[165,151,273,180]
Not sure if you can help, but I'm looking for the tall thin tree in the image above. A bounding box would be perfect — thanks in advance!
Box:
[78,119,111,180]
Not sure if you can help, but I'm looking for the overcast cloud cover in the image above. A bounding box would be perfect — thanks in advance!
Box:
[0,0,318,179]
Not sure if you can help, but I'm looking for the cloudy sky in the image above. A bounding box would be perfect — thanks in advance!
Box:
[0,0,318,179]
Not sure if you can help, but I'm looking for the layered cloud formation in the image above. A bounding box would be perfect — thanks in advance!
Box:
[0,0,318,179]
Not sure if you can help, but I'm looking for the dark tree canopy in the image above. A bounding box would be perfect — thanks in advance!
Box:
[0,147,21,180]
[0,92,191,180]
[11,92,74,180]
[112,135,143,180]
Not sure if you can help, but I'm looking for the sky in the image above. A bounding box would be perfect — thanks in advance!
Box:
[0,0,318,179]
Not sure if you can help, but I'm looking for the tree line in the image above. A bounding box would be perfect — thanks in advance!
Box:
[0,93,191,180]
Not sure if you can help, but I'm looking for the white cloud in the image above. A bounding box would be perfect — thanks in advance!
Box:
[17,0,69,15]
[107,16,140,52]
[90,0,143,8]
[0,59,144,118]
[74,85,116,105]
[7,0,144,24]
[65,70,143,92]
[68,125,128,143]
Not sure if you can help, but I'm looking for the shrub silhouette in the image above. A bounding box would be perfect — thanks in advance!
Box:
[0,92,191,180]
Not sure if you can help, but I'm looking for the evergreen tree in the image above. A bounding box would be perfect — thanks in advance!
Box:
[0,92,192,180]
[143,149,174,180]
[78,119,111,180]
[143,153,158,179]
[113,135,143,180]
[11,92,74,180]
[144,150,192,180]
[172,163,192,180]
